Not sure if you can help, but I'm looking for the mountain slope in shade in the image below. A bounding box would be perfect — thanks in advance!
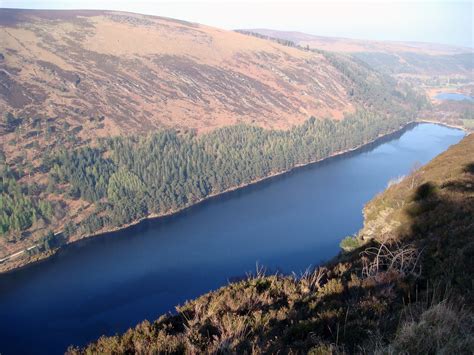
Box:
[0,9,364,136]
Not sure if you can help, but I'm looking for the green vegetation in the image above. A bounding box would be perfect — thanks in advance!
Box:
[235,30,298,48]
[322,51,428,113]
[339,235,361,252]
[2,112,24,133]
[69,135,474,354]
[51,111,413,235]
[0,162,53,238]
[50,147,114,202]
[1,98,421,259]
[462,118,474,129]
[39,230,59,252]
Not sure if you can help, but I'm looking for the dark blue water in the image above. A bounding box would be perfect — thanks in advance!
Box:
[435,92,473,102]
[0,123,465,354]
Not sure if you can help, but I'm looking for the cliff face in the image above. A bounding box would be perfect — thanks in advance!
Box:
[70,134,474,354]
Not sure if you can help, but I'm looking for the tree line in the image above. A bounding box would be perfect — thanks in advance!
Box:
[49,110,413,235]
[0,161,53,237]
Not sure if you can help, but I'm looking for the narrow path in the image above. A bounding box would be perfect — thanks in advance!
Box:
[0,244,39,263]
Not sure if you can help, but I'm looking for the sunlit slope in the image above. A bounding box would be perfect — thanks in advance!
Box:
[0,9,364,135]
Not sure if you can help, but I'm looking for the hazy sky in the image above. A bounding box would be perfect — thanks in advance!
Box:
[2,0,472,47]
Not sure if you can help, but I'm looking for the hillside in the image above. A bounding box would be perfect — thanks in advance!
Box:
[69,133,474,354]
[2,9,363,135]
[0,9,427,270]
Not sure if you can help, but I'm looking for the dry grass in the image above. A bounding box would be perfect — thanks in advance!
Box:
[393,300,474,354]
[360,241,423,279]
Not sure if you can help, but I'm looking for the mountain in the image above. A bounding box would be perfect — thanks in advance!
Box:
[1,9,428,271]
[2,9,367,135]
[68,133,474,354]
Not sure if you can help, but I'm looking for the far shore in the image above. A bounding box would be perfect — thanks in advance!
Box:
[0,119,465,274]
[418,119,470,132]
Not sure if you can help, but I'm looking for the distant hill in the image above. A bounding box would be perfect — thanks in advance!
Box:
[242,28,474,75]
[69,133,474,354]
[242,29,471,55]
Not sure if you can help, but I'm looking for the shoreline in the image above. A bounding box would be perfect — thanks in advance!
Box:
[0,120,462,274]
[417,119,470,133]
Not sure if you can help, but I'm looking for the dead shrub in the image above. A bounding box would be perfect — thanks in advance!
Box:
[360,241,423,279]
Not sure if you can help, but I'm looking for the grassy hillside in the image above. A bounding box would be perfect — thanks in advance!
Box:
[69,134,473,354]
[352,52,473,76]
[0,10,425,140]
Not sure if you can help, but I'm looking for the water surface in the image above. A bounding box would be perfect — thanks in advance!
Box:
[0,123,465,354]
[435,92,473,102]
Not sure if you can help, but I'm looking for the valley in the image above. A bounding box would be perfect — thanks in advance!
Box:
[0,5,472,354]
[242,28,474,130]
[0,9,433,272]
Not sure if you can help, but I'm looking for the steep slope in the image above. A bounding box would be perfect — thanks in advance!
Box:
[1,9,359,135]
[70,134,474,354]
[243,29,470,55]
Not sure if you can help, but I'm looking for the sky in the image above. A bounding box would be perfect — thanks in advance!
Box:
[1,0,472,47]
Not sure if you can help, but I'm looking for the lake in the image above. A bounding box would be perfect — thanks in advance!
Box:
[434,92,474,102]
[0,123,465,354]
